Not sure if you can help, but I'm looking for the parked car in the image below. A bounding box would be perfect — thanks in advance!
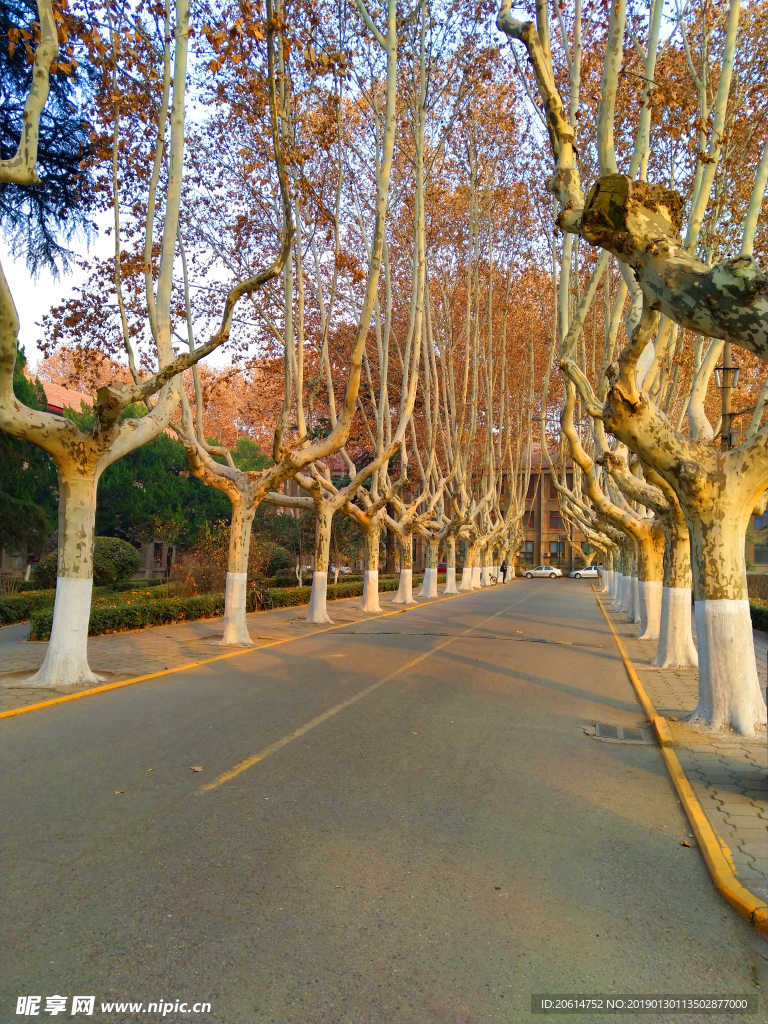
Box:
[523,565,562,578]
[569,566,600,579]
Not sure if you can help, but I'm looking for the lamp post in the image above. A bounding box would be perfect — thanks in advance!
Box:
[714,343,740,450]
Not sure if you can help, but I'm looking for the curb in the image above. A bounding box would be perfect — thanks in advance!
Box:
[594,586,768,937]
[0,581,515,721]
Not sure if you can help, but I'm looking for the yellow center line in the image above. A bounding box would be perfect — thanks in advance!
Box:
[1,583,520,721]
[199,585,540,792]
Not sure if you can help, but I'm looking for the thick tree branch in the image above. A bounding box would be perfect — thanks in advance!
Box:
[0,0,58,184]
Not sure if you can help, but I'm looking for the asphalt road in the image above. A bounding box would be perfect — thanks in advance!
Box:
[2,581,765,1024]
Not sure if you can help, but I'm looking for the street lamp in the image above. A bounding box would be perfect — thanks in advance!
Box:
[714,344,740,450]
[713,365,739,389]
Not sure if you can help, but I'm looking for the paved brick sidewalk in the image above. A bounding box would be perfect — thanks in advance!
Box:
[600,586,768,903]
[0,585,501,714]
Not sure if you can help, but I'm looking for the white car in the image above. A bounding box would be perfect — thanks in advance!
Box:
[523,565,563,579]
[569,566,600,579]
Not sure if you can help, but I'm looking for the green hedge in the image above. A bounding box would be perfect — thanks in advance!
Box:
[751,602,768,632]
[1,580,171,625]
[109,578,166,592]
[26,574,418,638]
[0,589,57,626]
[31,537,141,589]
[30,594,227,640]
[15,576,164,593]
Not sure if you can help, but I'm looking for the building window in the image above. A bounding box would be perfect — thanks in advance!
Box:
[756,544,768,564]
[526,476,537,499]
[520,541,534,562]
[549,540,565,560]
[581,542,594,554]
[549,478,558,499]
[549,511,564,530]
[754,516,767,531]
[523,510,534,529]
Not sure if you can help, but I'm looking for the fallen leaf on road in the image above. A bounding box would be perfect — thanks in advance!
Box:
[190,766,204,772]
[115,790,125,795]
[681,839,695,847]
[147,768,154,772]
[668,716,679,722]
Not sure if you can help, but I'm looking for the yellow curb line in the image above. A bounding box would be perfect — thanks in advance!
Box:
[593,587,768,937]
[1,583,512,721]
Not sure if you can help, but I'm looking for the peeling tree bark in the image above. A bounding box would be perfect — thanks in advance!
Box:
[393,525,416,605]
[603,331,767,732]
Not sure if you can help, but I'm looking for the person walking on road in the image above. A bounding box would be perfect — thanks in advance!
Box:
[500,559,508,583]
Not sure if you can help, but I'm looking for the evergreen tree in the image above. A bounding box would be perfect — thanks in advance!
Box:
[0,0,96,273]
[0,347,58,555]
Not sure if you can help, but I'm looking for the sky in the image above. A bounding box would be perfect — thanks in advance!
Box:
[2,237,111,372]
[2,223,234,375]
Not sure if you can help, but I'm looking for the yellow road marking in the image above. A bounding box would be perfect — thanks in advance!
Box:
[0,583,519,721]
[200,586,539,792]
[593,587,768,937]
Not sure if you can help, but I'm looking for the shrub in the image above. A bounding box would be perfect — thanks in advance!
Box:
[267,585,314,608]
[31,537,141,589]
[109,577,165,592]
[92,537,141,585]
[262,543,296,576]
[751,602,768,632]
[30,593,226,640]
[30,553,57,589]
[270,568,301,588]
[25,570,424,637]
[0,589,56,626]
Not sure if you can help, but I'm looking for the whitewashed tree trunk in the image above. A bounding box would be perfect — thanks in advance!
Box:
[630,576,640,624]
[29,468,102,687]
[306,507,333,623]
[654,507,697,667]
[637,580,662,640]
[418,536,439,598]
[219,500,256,646]
[443,536,458,594]
[620,573,631,614]
[636,525,665,639]
[361,570,380,612]
[393,529,416,605]
[656,587,698,668]
[420,567,437,598]
[458,542,475,591]
[686,513,765,734]
[360,522,382,613]
[602,338,767,731]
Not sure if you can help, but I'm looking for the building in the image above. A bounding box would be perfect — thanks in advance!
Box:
[516,457,589,572]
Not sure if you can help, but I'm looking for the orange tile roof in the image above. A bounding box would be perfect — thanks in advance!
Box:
[40,380,179,439]
[41,381,93,413]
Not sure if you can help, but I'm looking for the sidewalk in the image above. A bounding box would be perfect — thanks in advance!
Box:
[0,584,499,715]
[599,587,768,905]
